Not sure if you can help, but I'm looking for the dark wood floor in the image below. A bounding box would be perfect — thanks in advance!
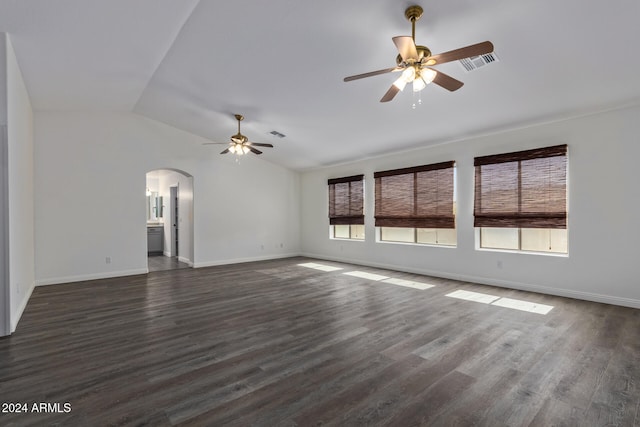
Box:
[148,254,191,272]
[2,257,639,426]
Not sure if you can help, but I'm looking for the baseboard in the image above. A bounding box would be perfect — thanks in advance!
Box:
[35,268,149,287]
[193,253,300,269]
[178,256,193,267]
[10,281,35,333]
[300,252,640,310]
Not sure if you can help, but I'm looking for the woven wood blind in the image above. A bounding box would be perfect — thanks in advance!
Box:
[474,144,567,228]
[328,175,364,225]
[374,161,455,228]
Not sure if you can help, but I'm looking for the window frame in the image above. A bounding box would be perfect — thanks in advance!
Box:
[476,227,569,256]
[378,226,457,247]
[328,174,365,241]
[374,161,456,247]
[474,144,568,254]
[331,224,365,241]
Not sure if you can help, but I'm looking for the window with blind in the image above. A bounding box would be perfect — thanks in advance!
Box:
[474,144,568,253]
[374,161,456,246]
[328,174,364,240]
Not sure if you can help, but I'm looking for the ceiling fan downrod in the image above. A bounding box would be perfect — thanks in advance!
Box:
[233,114,247,143]
[404,5,423,42]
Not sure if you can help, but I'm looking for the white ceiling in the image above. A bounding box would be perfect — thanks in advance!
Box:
[2,0,639,170]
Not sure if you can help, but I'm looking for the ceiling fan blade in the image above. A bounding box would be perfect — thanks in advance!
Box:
[220,148,230,154]
[430,69,464,91]
[426,41,494,65]
[344,67,401,82]
[393,36,419,63]
[248,142,274,148]
[380,85,401,103]
[248,146,263,155]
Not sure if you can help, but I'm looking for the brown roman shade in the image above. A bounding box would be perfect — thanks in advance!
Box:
[328,174,364,225]
[474,144,567,228]
[374,161,455,228]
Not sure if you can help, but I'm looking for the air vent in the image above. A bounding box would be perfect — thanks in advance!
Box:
[459,52,499,72]
[269,130,286,138]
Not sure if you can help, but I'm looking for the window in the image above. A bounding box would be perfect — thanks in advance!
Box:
[375,161,456,246]
[474,145,568,253]
[328,174,364,240]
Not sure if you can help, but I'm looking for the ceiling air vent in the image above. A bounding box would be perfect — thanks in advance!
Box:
[269,130,286,138]
[459,52,499,72]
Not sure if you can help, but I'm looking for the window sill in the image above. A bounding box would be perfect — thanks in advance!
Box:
[475,247,569,257]
[376,240,457,249]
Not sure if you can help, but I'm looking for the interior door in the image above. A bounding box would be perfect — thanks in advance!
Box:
[170,185,178,257]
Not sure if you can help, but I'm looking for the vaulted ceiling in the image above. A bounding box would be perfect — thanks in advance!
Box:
[2,1,639,170]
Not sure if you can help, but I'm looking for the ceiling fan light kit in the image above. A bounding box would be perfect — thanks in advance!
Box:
[203,113,274,156]
[344,5,494,103]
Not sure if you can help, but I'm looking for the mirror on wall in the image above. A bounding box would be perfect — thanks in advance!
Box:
[147,192,163,221]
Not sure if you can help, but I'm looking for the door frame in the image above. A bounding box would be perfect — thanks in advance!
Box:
[0,125,9,336]
[169,184,179,257]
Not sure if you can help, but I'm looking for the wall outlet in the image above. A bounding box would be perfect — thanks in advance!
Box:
[106,256,112,264]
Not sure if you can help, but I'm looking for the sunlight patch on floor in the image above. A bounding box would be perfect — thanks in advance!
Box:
[298,263,435,291]
[382,278,435,290]
[491,297,554,314]
[446,290,554,314]
[343,271,390,281]
[297,262,343,272]
[446,290,500,304]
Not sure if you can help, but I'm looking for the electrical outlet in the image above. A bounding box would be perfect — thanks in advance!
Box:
[106,256,112,264]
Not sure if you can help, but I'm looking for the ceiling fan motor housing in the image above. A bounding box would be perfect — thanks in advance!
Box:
[231,133,248,143]
[396,45,432,66]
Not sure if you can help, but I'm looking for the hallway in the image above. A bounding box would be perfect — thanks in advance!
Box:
[147,254,190,272]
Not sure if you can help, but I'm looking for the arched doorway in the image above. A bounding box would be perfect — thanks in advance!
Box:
[146,169,194,272]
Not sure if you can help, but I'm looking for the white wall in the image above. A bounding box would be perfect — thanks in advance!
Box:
[301,104,640,308]
[35,112,300,285]
[5,34,35,333]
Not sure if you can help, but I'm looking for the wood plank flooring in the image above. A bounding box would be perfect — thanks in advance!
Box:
[147,255,190,272]
[1,256,640,426]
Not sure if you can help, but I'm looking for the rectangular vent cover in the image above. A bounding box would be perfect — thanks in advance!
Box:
[459,52,499,72]
[269,130,286,138]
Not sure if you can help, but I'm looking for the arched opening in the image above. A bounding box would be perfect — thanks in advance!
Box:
[145,168,194,272]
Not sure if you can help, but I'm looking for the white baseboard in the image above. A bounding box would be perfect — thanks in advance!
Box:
[11,281,35,333]
[178,256,193,266]
[300,252,640,310]
[35,268,149,287]
[193,253,300,269]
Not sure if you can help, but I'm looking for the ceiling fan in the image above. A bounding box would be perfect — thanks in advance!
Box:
[203,114,274,155]
[343,5,494,102]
